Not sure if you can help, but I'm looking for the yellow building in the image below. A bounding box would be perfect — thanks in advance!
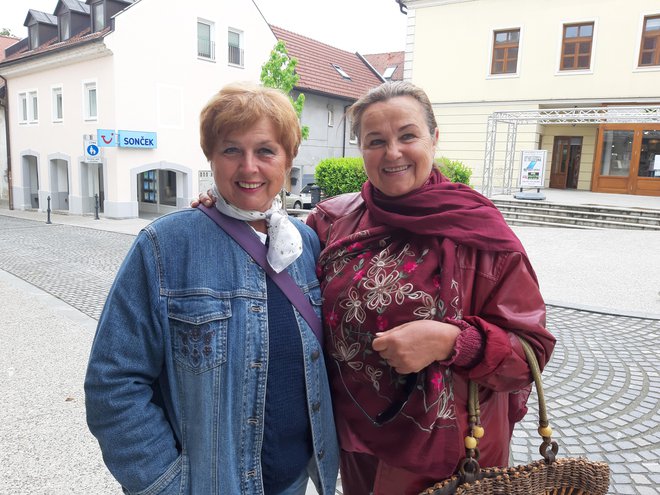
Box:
[400,0,660,197]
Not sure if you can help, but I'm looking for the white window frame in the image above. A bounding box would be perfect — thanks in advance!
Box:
[228,28,244,67]
[197,19,215,61]
[18,90,39,124]
[52,86,63,122]
[83,80,98,121]
[349,119,358,144]
[327,106,334,127]
[28,89,39,124]
[18,92,28,124]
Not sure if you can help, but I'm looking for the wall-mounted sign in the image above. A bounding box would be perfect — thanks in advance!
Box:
[97,129,118,147]
[519,150,547,188]
[118,130,158,149]
[84,135,102,163]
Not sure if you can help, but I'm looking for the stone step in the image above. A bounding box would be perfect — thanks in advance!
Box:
[492,199,660,230]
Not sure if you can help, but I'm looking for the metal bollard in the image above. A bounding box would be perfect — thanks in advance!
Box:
[46,196,52,224]
[94,193,100,220]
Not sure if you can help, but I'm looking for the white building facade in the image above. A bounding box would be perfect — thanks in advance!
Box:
[400,0,660,197]
[1,0,276,218]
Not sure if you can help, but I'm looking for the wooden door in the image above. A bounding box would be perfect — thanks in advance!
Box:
[550,137,570,188]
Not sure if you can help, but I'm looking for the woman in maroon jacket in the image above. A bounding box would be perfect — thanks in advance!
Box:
[194,81,554,495]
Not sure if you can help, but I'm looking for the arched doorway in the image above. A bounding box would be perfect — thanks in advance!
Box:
[133,162,191,219]
[81,161,105,214]
[22,154,39,209]
[49,158,70,211]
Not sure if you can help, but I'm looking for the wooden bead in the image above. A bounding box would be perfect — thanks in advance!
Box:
[538,425,553,438]
[464,436,478,449]
[472,425,485,438]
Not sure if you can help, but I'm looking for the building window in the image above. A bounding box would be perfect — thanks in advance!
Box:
[18,91,38,123]
[92,1,105,32]
[198,20,215,60]
[639,15,660,67]
[84,82,97,120]
[18,93,28,123]
[327,107,334,127]
[383,66,397,80]
[28,25,39,50]
[491,29,520,74]
[560,22,594,70]
[228,29,243,66]
[29,92,38,123]
[52,87,63,121]
[332,64,351,79]
[59,12,71,41]
[349,120,358,144]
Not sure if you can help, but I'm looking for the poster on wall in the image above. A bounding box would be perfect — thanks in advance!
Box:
[519,150,547,188]
[198,171,214,195]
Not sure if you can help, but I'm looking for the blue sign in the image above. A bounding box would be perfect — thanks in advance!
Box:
[87,144,100,156]
[118,130,157,149]
[97,129,118,147]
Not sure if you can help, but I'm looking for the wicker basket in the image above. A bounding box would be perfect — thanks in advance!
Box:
[420,338,610,495]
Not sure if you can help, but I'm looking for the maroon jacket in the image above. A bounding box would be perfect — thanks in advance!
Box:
[307,192,555,491]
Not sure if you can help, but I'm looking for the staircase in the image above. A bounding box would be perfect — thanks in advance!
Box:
[492,198,660,230]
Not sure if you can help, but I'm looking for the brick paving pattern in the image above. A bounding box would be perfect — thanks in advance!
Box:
[1,214,658,494]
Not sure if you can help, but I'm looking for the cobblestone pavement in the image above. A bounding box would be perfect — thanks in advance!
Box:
[1,214,658,494]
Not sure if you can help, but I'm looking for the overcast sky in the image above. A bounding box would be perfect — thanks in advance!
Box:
[2,0,408,54]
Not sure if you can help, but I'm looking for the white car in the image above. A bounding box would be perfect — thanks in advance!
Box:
[284,191,305,209]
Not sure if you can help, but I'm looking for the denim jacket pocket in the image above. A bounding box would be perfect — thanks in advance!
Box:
[308,291,323,320]
[168,295,231,374]
[125,455,183,495]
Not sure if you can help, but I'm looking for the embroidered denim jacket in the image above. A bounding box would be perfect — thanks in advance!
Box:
[85,208,339,494]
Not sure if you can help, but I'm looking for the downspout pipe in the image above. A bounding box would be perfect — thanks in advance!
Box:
[0,74,12,210]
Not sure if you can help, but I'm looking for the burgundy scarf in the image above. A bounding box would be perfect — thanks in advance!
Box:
[361,168,526,254]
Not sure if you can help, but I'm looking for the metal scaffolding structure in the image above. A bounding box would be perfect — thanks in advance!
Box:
[482,105,660,197]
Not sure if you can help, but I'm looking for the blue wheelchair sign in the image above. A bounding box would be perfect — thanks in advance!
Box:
[87,144,100,156]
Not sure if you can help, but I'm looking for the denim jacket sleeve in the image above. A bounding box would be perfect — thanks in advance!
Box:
[84,230,180,493]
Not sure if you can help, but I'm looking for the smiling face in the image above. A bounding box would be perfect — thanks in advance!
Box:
[359,96,438,198]
[210,118,289,213]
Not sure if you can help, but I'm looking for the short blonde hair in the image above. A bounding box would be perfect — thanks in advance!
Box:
[200,82,302,163]
[347,81,437,146]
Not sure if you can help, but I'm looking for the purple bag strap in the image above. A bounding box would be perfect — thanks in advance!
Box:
[197,205,323,346]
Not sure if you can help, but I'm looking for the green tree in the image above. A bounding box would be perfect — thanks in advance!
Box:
[260,40,309,139]
[0,28,13,36]
[315,157,367,197]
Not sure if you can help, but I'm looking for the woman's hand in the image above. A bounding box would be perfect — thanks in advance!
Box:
[190,189,216,208]
[372,320,461,374]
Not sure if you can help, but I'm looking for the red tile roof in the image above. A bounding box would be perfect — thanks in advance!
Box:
[364,51,405,81]
[269,25,383,101]
[0,36,21,62]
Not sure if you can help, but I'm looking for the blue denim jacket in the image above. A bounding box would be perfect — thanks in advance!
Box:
[85,208,339,494]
